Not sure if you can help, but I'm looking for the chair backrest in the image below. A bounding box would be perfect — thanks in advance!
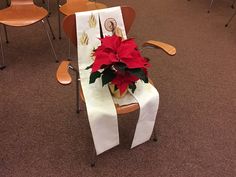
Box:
[11,0,34,5]
[62,6,136,46]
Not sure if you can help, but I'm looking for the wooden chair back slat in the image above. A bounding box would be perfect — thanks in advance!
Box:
[11,0,34,5]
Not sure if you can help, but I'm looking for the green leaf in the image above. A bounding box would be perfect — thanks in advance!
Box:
[114,85,118,91]
[114,62,127,72]
[89,71,101,84]
[101,68,116,86]
[129,68,148,83]
[129,83,136,93]
[85,64,93,70]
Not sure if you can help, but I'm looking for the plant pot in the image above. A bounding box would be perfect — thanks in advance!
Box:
[108,83,128,98]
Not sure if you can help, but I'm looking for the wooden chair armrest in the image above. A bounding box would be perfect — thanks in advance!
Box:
[56,60,72,85]
[142,40,176,56]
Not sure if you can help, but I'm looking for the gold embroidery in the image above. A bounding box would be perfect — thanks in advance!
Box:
[113,27,123,39]
[88,14,97,28]
[80,32,89,46]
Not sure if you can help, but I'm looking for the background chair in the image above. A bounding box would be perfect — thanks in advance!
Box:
[187,0,236,13]
[0,0,58,69]
[56,6,176,166]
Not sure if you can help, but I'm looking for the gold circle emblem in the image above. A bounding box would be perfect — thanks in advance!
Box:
[104,18,117,32]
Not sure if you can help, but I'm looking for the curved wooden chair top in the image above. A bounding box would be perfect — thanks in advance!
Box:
[56,60,72,85]
[0,0,48,26]
[60,0,107,16]
[62,6,136,46]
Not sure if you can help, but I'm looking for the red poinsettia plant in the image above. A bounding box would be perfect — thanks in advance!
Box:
[87,34,150,95]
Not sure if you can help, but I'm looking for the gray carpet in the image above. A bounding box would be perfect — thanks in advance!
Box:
[0,0,235,176]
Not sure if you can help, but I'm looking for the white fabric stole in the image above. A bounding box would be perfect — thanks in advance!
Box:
[75,10,119,155]
[75,6,160,155]
[130,81,159,148]
[99,6,127,39]
[98,7,160,148]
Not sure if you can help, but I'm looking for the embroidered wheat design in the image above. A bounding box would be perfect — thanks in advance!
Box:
[80,32,89,46]
[88,14,97,28]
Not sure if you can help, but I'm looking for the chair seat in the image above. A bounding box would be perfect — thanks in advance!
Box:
[60,1,107,16]
[79,86,140,115]
[0,5,47,26]
[79,79,154,115]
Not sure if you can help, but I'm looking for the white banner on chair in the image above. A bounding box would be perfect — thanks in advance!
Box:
[75,6,159,155]
[129,81,159,148]
[76,10,119,155]
[98,7,159,149]
[99,6,127,39]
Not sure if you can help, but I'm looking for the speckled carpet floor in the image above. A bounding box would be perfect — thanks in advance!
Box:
[0,0,235,176]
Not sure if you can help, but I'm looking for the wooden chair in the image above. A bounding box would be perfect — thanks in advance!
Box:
[56,6,176,166]
[0,0,57,69]
[57,0,107,39]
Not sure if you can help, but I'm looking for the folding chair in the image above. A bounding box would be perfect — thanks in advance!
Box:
[56,6,176,166]
[0,0,58,69]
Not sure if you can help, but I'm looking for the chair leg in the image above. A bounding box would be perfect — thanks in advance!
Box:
[91,143,97,167]
[75,69,81,113]
[208,0,214,13]
[225,10,236,27]
[232,0,236,8]
[3,25,9,44]
[68,39,71,60]
[41,19,58,62]
[0,26,6,70]
[47,0,51,16]
[45,17,55,40]
[57,0,62,39]
[67,64,81,113]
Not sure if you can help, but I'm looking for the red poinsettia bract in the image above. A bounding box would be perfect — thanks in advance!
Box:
[111,72,139,94]
[92,35,150,72]
[88,34,150,94]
